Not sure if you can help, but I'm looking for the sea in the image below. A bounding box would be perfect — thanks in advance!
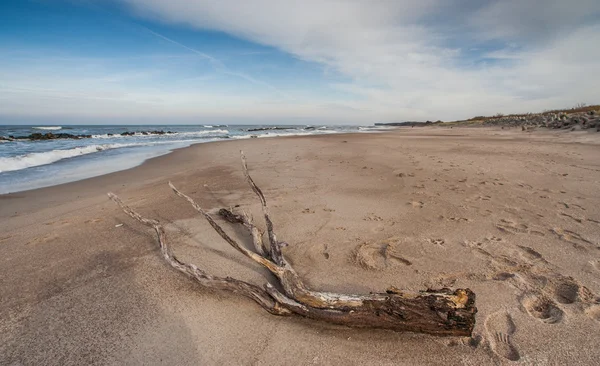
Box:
[0,124,390,194]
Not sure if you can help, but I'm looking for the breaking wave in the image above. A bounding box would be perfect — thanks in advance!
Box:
[32,126,62,131]
[0,138,218,173]
[0,143,136,173]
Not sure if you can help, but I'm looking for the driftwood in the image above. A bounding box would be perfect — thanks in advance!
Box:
[108,152,476,336]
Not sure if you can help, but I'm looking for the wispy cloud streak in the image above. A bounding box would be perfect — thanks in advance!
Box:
[137,24,292,99]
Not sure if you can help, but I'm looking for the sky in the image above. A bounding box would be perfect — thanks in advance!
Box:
[0,0,599,125]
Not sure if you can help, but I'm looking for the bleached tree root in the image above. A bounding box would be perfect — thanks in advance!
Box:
[108,152,476,336]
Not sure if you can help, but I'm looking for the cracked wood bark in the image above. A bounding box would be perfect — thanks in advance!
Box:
[108,152,477,336]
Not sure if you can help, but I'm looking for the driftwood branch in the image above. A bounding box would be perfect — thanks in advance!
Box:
[107,193,290,315]
[108,151,477,336]
[219,208,267,256]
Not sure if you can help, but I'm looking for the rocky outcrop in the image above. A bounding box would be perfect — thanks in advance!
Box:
[482,110,599,131]
[10,132,93,140]
[3,130,177,141]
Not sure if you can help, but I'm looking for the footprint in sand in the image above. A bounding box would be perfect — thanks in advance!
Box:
[496,219,545,237]
[439,215,470,223]
[550,228,595,250]
[427,272,478,287]
[588,259,600,272]
[408,200,424,208]
[554,279,581,304]
[44,220,72,227]
[352,241,412,270]
[558,201,586,210]
[521,294,564,324]
[585,305,600,322]
[426,238,445,246]
[517,182,533,189]
[492,272,516,281]
[464,333,483,348]
[485,311,520,361]
[26,234,59,245]
[353,242,387,270]
[479,180,504,186]
[323,244,330,260]
[516,245,547,263]
[363,213,383,222]
[549,276,600,306]
[84,218,104,224]
[559,211,584,224]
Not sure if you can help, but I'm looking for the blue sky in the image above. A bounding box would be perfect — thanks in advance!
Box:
[1,0,599,125]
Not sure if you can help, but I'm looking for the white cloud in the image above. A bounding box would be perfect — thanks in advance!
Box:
[2,1,599,124]
[469,0,600,42]
[118,0,600,121]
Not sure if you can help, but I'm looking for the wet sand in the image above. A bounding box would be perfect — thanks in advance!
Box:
[1,127,600,365]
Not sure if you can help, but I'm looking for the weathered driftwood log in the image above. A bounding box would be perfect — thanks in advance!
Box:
[109,152,476,336]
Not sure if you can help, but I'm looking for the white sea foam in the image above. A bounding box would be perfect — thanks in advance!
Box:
[230,129,338,140]
[0,138,215,173]
[358,126,395,132]
[176,129,229,137]
[0,143,135,173]
[258,130,338,138]
[32,126,62,130]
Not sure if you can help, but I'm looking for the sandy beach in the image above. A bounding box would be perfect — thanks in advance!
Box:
[1,127,600,365]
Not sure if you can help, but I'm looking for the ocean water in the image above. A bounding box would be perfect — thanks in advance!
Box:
[0,124,388,194]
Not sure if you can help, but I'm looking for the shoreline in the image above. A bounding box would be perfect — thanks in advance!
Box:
[3,123,598,196]
[3,125,598,198]
[0,124,370,194]
[0,131,365,216]
[2,126,598,215]
[2,126,600,364]
[0,129,364,196]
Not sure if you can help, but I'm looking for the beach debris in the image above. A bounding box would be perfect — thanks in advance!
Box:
[108,152,477,336]
[115,224,123,228]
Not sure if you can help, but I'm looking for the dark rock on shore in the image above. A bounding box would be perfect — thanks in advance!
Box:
[121,130,173,136]
[8,130,179,141]
[12,132,93,140]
